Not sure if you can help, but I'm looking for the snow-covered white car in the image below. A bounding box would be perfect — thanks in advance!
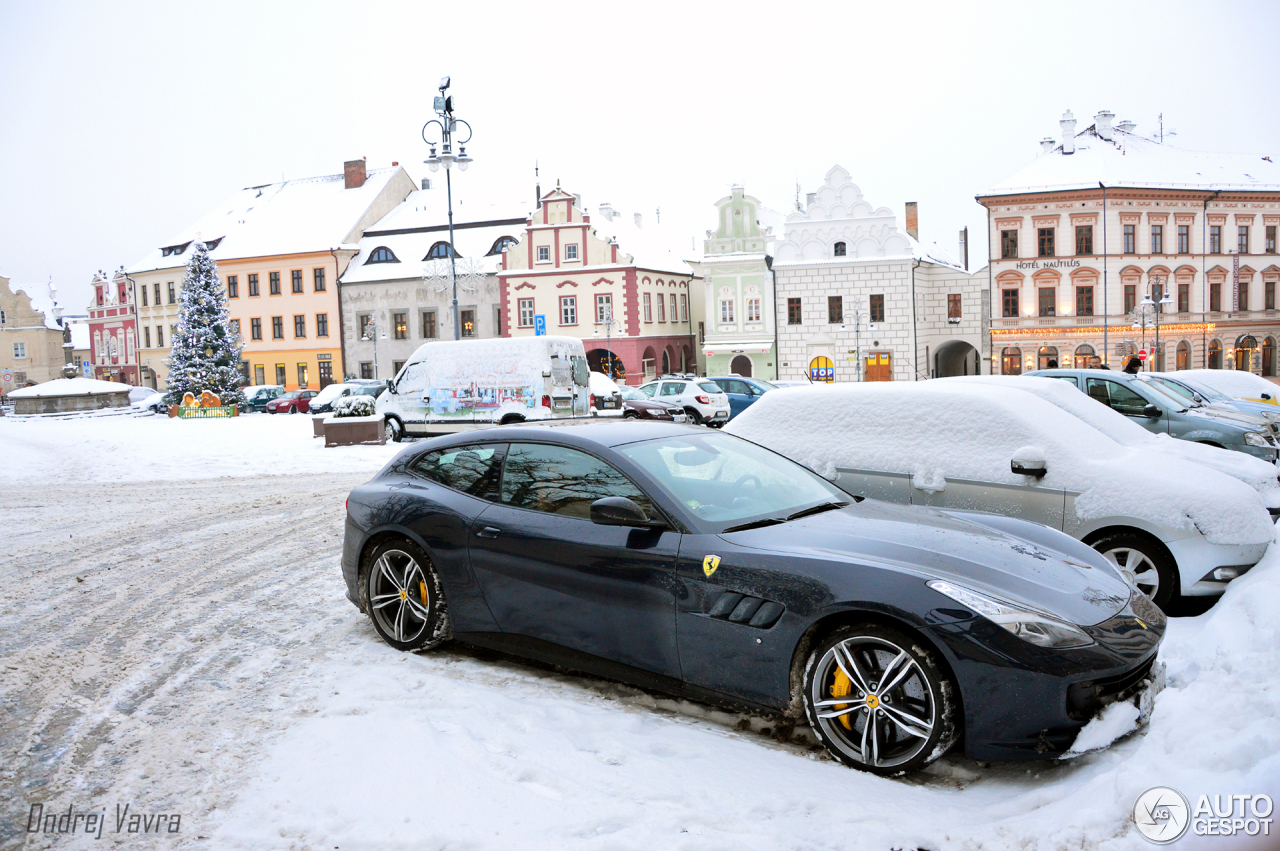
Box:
[727,381,1275,608]
[1175,368,1279,406]
[588,371,623,416]
[128,387,165,412]
[637,375,730,426]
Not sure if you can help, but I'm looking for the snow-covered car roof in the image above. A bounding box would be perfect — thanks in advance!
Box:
[1175,369,1279,402]
[725,381,1272,546]
[588,371,621,395]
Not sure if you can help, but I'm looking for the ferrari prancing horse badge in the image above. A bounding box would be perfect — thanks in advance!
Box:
[702,555,721,578]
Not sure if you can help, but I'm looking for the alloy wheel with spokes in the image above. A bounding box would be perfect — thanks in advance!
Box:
[1090,530,1178,609]
[360,540,450,651]
[804,625,956,775]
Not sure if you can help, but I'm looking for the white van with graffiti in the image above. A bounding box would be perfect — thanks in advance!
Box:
[376,335,591,440]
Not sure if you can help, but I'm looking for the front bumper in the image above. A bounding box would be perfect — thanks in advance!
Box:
[1165,536,1269,597]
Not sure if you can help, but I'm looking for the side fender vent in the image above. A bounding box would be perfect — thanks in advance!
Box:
[707,592,785,629]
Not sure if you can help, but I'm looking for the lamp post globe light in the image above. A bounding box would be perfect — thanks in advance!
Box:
[361,318,388,381]
[841,307,876,382]
[422,76,474,342]
[1131,274,1173,370]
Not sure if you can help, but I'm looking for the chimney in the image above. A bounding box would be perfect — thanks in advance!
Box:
[1060,110,1077,155]
[599,202,615,221]
[905,201,918,240]
[421,178,431,190]
[959,227,969,271]
[1116,119,1137,134]
[344,158,367,189]
[1040,137,1056,153]
[634,212,643,228]
[806,192,816,208]
[1095,109,1114,141]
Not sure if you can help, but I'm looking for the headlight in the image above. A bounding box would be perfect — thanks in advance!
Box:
[927,580,1094,648]
[1245,431,1270,447]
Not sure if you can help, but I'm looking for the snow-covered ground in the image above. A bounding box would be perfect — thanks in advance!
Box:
[3,414,1278,849]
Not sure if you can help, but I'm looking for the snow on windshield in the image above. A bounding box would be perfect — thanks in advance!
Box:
[726,381,1273,545]
[1178,368,1280,401]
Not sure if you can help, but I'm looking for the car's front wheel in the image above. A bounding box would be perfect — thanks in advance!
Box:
[803,624,957,775]
[1092,531,1178,608]
[384,417,403,442]
[359,539,451,652]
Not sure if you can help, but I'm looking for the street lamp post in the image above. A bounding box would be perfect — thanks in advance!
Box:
[1132,275,1173,371]
[841,308,876,382]
[422,76,473,342]
[361,318,388,380]
[593,303,621,380]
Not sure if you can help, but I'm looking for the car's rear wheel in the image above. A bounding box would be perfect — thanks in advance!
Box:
[1092,531,1178,608]
[360,539,451,652]
[684,407,703,425]
[803,624,957,775]
[384,417,403,442]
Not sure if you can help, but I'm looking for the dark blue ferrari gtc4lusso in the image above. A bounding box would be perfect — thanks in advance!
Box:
[341,421,1164,775]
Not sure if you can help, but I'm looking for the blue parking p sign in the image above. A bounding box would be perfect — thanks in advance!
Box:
[534,314,547,336]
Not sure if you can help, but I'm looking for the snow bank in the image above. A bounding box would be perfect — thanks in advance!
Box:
[726,382,1274,545]
[1178,369,1280,402]
[8,376,130,397]
[0,413,403,483]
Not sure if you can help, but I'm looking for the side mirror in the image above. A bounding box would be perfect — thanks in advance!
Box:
[1263,393,1273,401]
[1011,449,1047,478]
[1142,404,1161,418]
[590,496,651,527]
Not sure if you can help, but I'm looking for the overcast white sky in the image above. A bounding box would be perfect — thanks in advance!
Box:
[2,0,1277,311]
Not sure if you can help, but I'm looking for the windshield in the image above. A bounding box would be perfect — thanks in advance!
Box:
[619,386,646,401]
[617,432,848,528]
[1177,379,1231,403]
[752,379,778,391]
[1132,377,1190,411]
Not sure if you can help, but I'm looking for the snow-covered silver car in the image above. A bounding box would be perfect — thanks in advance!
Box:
[727,382,1275,609]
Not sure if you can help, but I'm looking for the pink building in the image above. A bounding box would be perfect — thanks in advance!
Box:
[498,186,699,385]
[87,269,140,385]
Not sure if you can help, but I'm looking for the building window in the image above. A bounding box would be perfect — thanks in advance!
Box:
[1037,227,1055,257]
[424,242,456,260]
[833,241,846,257]
[248,274,259,297]
[657,293,666,322]
[267,272,280,295]
[460,308,475,337]
[1075,286,1093,315]
[787,297,802,325]
[1001,230,1018,259]
[13,342,26,358]
[293,315,306,338]
[1239,225,1250,254]
[1210,225,1222,254]
[229,319,240,338]
[167,282,176,304]
[669,294,677,324]
[144,326,151,348]
[387,312,405,339]
[488,236,517,256]
[870,294,885,323]
[246,318,259,341]
[275,364,287,385]
[367,247,398,264]
[157,326,165,347]
[642,292,653,322]
[565,244,578,261]
[719,298,734,324]
[1075,225,1093,256]
[679,293,688,322]
[316,313,329,337]
[1123,225,1135,254]
[314,268,326,291]
[1002,288,1019,317]
[1178,225,1190,254]
[360,362,373,379]
[518,298,535,327]
[1001,346,1022,375]
[1267,280,1276,310]
[560,296,576,325]
[1178,283,1190,313]
[1124,285,1136,314]
[139,284,148,307]
[297,363,309,388]
[1038,287,1055,317]
[153,282,161,305]
[537,246,550,262]
[1238,282,1249,313]
[948,293,962,319]
[1267,226,1277,254]
[420,310,437,339]
[1151,225,1163,255]
[1208,340,1222,369]
[227,275,238,298]
[290,270,302,294]
[747,297,761,322]
[827,295,842,324]
[1210,282,1221,312]
[272,316,284,339]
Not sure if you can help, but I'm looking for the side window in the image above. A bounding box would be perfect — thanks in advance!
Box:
[411,444,506,500]
[719,380,743,395]
[660,382,684,397]
[1051,376,1080,389]
[639,383,657,398]
[500,443,654,519]
[396,361,429,395]
[1086,379,1148,416]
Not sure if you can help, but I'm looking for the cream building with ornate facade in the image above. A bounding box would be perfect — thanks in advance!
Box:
[0,275,69,390]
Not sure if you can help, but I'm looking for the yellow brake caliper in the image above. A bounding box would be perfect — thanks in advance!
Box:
[419,581,428,607]
[830,668,854,731]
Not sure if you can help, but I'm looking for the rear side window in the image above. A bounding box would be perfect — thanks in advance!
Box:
[660,382,685,397]
[500,443,654,519]
[411,444,506,500]
[1086,379,1149,417]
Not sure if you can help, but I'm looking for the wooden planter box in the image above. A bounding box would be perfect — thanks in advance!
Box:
[312,416,327,438]
[324,414,385,447]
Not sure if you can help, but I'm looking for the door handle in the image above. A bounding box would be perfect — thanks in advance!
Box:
[476,526,502,538]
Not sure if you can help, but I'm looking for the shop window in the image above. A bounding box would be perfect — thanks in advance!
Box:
[1176,341,1191,371]
[1001,347,1022,375]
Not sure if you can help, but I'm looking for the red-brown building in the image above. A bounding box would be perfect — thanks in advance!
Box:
[87,269,140,385]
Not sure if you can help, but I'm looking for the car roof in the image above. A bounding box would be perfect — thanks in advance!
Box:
[420,420,696,451]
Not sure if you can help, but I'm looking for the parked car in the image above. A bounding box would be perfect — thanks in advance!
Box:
[243,385,284,413]
[1174,368,1278,405]
[1147,373,1280,426]
[588,371,624,415]
[707,376,777,419]
[637,375,731,426]
[618,385,688,422]
[129,387,166,412]
[342,422,1163,774]
[1027,369,1279,463]
[310,382,386,415]
[266,389,317,414]
[727,381,1275,608]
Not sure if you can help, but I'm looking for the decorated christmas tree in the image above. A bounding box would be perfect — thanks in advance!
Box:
[165,240,245,407]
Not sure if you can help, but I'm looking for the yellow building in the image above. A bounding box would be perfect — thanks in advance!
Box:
[126,160,415,390]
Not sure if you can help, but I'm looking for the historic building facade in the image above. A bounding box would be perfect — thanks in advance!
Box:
[498,186,698,385]
[691,185,782,380]
[0,275,70,390]
[773,166,982,383]
[87,270,140,385]
[978,110,1280,375]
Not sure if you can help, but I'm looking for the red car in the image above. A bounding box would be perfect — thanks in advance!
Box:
[266,390,318,414]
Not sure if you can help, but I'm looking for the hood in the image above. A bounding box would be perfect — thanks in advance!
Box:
[1184,404,1271,431]
[723,500,1131,627]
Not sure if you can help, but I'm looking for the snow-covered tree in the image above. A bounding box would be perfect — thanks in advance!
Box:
[165,240,245,407]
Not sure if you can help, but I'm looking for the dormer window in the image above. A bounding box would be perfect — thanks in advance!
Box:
[160,241,192,257]
[203,237,223,251]
[366,246,400,264]
[833,242,847,257]
[487,236,518,256]
[424,241,457,260]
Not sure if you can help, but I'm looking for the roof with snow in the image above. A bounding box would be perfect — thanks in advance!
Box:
[9,376,131,398]
[66,318,90,350]
[980,121,1280,197]
[9,281,64,330]
[127,166,411,274]
[582,203,701,274]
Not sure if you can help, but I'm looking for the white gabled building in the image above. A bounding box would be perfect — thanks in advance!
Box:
[772,165,983,383]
